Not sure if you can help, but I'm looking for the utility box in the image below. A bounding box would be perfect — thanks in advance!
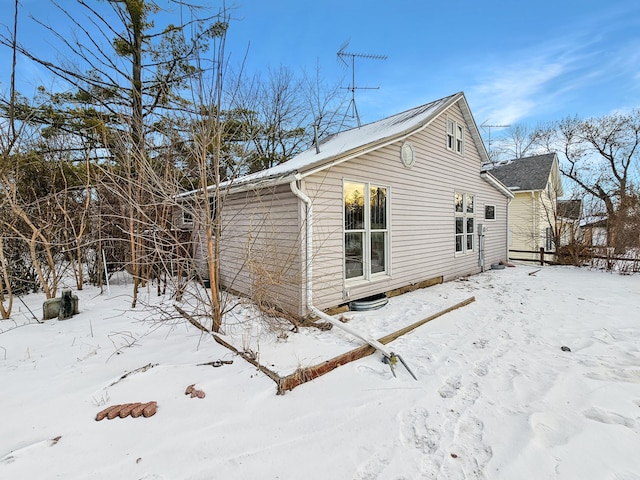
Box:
[42,289,80,321]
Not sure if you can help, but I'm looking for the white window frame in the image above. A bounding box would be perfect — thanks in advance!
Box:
[446,119,455,151]
[456,124,464,154]
[484,204,496,221]
[446,118,464,154]
[455,192,475,255]
[343,180,390,283]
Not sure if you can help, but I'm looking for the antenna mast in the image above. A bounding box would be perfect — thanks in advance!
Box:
[337,41,387,127]
[480,120,511,157]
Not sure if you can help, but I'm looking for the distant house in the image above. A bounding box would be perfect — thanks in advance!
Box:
[557,199,583,246]
[485,153,563,261]
[179,92,512,318]
[580,215,609,247]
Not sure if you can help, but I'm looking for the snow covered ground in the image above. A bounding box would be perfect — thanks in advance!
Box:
[1,264,639,479]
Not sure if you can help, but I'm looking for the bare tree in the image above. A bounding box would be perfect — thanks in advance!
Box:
[490,124,540,163]
[0,0,225,300]
[535,111,640,252]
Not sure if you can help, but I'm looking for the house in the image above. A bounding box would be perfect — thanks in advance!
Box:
[556,199,583,246]
[179,92,513,319]
[580,215,609,247]
[485,153,563,261]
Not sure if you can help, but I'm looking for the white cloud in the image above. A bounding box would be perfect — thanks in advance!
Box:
[470,60,566,125]
[465,28,627,125]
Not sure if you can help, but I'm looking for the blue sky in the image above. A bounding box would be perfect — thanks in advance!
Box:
[2,0,640,140]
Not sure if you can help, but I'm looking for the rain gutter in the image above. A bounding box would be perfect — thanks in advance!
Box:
[289,176,395,359]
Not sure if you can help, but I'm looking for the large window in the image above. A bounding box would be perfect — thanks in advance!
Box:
[344,181,389,281]
[455,192,475,254]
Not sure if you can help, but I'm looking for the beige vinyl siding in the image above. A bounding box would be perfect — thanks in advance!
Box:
[302,102,509,310]
[509,190,556,261]
[509,193,537,254]
[215,184,304,317]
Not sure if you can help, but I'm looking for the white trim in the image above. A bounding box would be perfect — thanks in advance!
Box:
[480,172,514,199]
[446,117,464,155]
[343,179,391,284]
[455,192,475,255]
[484,204,496,221]
[182,209,193,224]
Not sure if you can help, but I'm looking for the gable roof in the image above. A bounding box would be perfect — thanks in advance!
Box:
[275,91,483,179]
[180,92,490,195]
[179,91,510,199]
[557,199,582,220]
[484,153,557,192]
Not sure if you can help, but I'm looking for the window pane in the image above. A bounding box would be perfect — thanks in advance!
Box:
[371,232,386,274]
[344,182,365,230]
[455,235,463,252]
[345,232,364,279]
[455,193,463,212]
[485,205,495,220]
[467,217,474,234]
[456,217,463,234]
[467,234,474,251]
[370,186,387,229]
[466,195,474,213]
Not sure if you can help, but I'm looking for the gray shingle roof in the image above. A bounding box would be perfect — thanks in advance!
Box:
[557,199,582,220]
[484,153,556,191]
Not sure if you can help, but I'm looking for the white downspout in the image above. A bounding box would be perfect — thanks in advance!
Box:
[289,177,395,359]
[532,191,537,252]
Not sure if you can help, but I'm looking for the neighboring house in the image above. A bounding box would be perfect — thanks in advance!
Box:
[557,199,583,246]
[179,92,513,318]
[485,153,563,261]
[580,215,609,247]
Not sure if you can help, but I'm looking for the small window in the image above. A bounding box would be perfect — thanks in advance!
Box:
[447,119,455,150]
[447,118,464,154]
[545,227,554,251]
[484,205,496,221]
[456,125,464,153]
[182,209,193,224]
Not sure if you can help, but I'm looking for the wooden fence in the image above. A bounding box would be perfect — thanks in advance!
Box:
[508,248,554,266]
[509,247,640,269]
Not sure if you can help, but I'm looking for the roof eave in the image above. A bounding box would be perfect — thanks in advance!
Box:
[298,93,465,179]
[481,172,514,199]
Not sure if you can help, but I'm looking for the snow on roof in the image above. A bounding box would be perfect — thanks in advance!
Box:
[179,92,462,197]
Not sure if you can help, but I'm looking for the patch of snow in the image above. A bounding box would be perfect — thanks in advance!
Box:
[1,265,639,479]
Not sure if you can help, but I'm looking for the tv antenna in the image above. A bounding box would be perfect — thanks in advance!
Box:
[337,40,387,127]
[480,120,511,156]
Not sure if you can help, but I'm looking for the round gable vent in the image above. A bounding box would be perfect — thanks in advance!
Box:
[401,141,415,168]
